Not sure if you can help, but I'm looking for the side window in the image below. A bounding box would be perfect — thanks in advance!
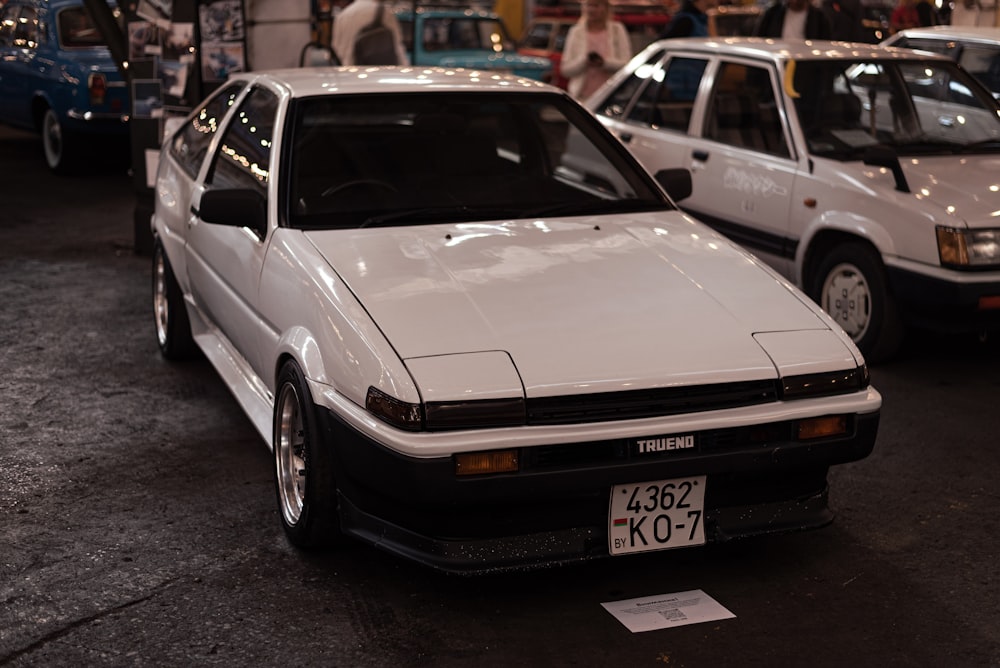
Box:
[169,83,244,179]
[206,86,278,192]
[627,56,707,132]
[705,61,789,158]
[13,6,39,48]
[597,49,666,119]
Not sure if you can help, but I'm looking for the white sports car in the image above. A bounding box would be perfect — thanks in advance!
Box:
[151,67,880,573]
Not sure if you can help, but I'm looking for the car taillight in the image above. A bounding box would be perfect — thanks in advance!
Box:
[88,73,107,105]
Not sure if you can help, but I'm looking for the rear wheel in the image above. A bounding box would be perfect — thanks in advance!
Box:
[274,360,342,548]
[152,241,196,359]
[41,108,78,174]
[811,242,904,363]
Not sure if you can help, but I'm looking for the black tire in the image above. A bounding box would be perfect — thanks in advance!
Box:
[810,241,904,363]
[273,360,342,548]
[41,107,79,174]
[152,241,196,360]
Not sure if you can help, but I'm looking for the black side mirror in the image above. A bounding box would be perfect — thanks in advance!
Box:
[863,144,909,193]
[199,188,267,238]
[654,168,693,203]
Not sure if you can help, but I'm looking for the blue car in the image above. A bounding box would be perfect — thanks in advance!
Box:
[0,0,129,172]
[394,7,551,81]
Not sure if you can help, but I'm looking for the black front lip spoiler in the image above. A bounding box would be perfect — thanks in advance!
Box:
[318,407,878,573]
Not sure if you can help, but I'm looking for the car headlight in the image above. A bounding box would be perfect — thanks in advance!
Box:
[937,226,1000,268]
[780,365,870,400]
[366,387,526,431]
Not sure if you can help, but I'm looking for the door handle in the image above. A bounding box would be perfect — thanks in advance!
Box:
[692,150,709,162]
[619,132,633,143]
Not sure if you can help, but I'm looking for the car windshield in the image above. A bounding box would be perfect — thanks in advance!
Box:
[285,92,671,229]
[791,58,1000,159]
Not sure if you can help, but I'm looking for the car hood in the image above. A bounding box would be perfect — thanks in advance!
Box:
[305,212,847,398]
[856,153,1000,227]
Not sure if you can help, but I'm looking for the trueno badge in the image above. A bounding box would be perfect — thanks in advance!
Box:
[635,435,695,454]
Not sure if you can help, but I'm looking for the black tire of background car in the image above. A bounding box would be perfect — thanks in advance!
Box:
[41,108,79,175]
[152,241,197,360]
[273,360,343,549]
[811,241,904,364]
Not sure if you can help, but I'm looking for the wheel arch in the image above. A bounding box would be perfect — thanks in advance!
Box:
[799,217,894,291]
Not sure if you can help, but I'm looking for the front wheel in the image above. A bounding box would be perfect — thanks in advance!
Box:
[810,242,904,363]
[274,361,342,548]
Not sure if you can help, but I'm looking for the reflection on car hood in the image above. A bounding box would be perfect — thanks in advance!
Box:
[305,211,837,396]
[858,154,1000,226]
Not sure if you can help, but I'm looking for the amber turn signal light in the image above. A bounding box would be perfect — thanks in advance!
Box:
[796,415,848,440]
[455,450,519,476]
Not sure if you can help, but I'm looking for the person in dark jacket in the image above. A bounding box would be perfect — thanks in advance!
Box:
[660,0,711,38]
[753,0,832,39]
[822,0,863,41]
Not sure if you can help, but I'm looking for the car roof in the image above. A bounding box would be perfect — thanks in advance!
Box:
[230,66,557,97]
[644,36,953,62]
[886,25,1000,44]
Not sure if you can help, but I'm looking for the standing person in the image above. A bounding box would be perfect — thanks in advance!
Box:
[659,0,711,38]
[822,0,863,41]
[332,0,409,66]
[890,0,920,31]
[753,0,833,39]
[561,0,632,100]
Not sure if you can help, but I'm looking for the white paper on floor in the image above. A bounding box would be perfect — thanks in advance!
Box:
[601,589,735,633]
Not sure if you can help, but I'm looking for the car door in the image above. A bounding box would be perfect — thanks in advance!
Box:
[680,59,799,276]
[185,85,279,379]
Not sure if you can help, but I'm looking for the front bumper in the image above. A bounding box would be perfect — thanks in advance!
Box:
[887,264,1000,334]
[317,406,880,573]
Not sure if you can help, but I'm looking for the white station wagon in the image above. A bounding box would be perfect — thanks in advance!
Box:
[589,38,1000,361]
[151,67,880,572]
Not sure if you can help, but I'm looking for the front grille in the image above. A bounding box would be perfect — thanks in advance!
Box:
[522,420,797,471]
[525,379,779,425]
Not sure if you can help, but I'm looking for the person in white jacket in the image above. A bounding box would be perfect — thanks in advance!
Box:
[560,0,632,100]
[332,0,410,66]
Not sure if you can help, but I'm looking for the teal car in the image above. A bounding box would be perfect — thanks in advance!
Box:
[394,7,551,80]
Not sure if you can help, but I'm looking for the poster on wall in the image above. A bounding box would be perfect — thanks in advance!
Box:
[136,0,174,29]
[199,0,247,84]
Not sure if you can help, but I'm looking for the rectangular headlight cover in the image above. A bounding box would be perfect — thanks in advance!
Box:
[937,226,1000,268]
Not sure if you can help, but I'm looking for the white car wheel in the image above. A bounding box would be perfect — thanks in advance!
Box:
[821,262,872,341]
[812,242,904,363]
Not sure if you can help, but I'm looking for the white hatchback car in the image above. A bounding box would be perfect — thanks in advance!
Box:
[589,38,1000,361]
[151,66,880,572]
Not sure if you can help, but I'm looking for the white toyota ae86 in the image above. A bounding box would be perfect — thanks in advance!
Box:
[151,67,880,573]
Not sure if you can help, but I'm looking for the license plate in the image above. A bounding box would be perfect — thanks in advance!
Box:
[608,476,707,555]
